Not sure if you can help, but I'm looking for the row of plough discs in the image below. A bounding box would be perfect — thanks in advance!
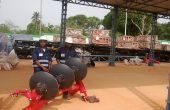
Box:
[11,58,99,110]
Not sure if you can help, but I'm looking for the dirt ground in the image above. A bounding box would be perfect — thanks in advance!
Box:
[0,60,170,110]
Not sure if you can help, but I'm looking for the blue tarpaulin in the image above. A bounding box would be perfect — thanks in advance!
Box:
[12,34,33,41]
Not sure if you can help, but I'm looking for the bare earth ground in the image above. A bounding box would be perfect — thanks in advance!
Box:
[0,60,170,110]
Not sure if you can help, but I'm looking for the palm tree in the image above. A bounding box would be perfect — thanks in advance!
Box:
[31,12,40,30]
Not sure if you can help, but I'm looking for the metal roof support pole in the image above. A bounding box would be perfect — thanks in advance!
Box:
[165,74,170,110]
[148,13,157,66]
[60,0,68,46]
[109,6,118,66]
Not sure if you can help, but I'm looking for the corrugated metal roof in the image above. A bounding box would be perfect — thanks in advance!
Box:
[84,0,170,16]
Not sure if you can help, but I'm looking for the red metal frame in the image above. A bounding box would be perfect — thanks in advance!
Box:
[11,89,48,110]
[11,80,89,110]
[144,53,160,64]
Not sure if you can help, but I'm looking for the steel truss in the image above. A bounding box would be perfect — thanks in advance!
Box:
[149,13,157,66]
[55,0,112,9]
[60,0,68,46]
[55,0,169,67]
[109,7,118,66]
[55,0,170,19]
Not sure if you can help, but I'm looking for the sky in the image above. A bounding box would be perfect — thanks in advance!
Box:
[0,0,169,29]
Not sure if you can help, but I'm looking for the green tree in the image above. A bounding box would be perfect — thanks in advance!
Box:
[27,12,61,35]
[157,22,170,40]
[0,20,20,33]
[27,23,37,34]
[86,17,101,29]
[67,15,101,36]
[31,12,40,31]
[0,24,11,33]
[67,15,87,29]
[26,12,41,35]
[103,10,152,36]
[67,15,102,29]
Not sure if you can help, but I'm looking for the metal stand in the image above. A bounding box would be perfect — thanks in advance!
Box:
[166,74,170,110]
[60,0,68,46]
[109,7,118,66]
[148,13,157,66]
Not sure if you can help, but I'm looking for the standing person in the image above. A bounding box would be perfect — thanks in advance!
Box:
[32,36,52,73]
[55,37,78,99]
[55,37,78,64]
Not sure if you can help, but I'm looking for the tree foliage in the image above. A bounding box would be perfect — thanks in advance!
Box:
[26,12,60,35]
[0,24,11,33]
[0,20,19,33]
[157,22,170,40]
[0,11,169,40]
[67,15,101,29]
[103,10,152,36]
[66,15,102,36]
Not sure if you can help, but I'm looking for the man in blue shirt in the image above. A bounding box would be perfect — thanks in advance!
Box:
[55,37,78,99]
[55,37,78,64]
[32,36,52,73]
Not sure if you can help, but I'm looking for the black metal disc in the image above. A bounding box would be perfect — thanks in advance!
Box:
[65,58,87,82]
[29,71,59,100]
[49,64,75,89]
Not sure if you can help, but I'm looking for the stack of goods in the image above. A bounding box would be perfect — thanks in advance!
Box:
[0,33,19,70]
[132,42,140,49]
[53,35,60,42]
[66,28,86,44]
[168,45,170,51]
[72,36,86,44]
[138,42,150,49]
[161,45,168,51]
[160,40,170,51]
[161,45,170,51]
[135,35,161,50]
[117,42,133,48]
[90,29,111,45]
[116,35,138,49]
[135,35,158,42]
[75,48,91,65]
[155,42,162,50]
[66,28,83,36]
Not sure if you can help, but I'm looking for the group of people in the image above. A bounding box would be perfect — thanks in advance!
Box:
[32,36,78,99]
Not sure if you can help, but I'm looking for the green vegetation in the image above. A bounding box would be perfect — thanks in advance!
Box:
[103,10,152,36]
[67,15,101,36]
[0,12,60,36]
[0,11,169,40]
[26,12,60,35]
[157,22,170,40]
[67,15,101,29]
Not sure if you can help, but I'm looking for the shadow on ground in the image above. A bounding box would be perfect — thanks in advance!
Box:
[127,87,164,110]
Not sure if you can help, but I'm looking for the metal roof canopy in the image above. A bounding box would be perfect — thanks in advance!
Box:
[54,0,165,66]
[84,0,170,17]
[54,0,170,19]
